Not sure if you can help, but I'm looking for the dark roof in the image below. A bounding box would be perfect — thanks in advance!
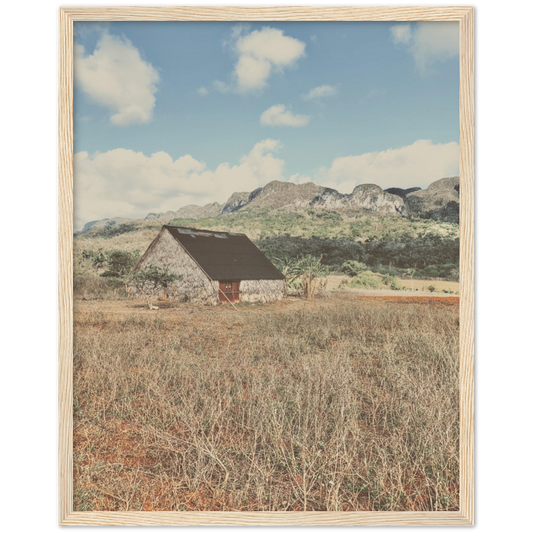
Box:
[163,226,285,281]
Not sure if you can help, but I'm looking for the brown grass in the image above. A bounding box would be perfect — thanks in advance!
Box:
[73,294,459,512]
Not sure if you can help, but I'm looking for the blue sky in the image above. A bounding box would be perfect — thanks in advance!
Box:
[73,21,459,229]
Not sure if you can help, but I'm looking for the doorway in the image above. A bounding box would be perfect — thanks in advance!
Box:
[218,280,241,303]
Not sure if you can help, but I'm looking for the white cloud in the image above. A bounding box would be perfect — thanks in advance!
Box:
[302,85,337,100]
[74,33,160,125]
[235,55,272,92]
[74,22,110,39]
[197,87,209,96]
[322,139,459,193]
[224,26,306,93]
[390,24,412,46]
[390,22,459,73]
[288,173,312,184]
[74,140,285,230]
[236,27,305,67]
[260,104,310,127]
[74,138,459,230]
[212,80,230,94]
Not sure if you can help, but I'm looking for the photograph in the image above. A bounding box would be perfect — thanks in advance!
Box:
[65,13,472,520]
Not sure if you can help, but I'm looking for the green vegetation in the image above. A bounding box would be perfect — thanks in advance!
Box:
[338,270,401,291]
[164,208,458,244]
[341,260,368,277]
[272,255,331,297]
[75,209,460,283]
[101,250,140,278]
[131,265,180,309]
[258,234,458,281]
[86,222,139,239]
[347,271,383,289]
[74,249,141,300]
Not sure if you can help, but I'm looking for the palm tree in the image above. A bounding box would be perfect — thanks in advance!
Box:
[272,256,301,297]
[406,268,416,291]
[273,255,331,298]
[294,255,330,298]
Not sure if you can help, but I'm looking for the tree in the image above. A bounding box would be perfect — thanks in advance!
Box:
[406,268,416,290]
[101,250,139,278]
[293,255,330,299]
[272,256,301,296]
[130,265,180,310]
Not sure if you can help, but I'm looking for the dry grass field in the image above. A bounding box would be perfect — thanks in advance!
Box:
[73,293,459,512]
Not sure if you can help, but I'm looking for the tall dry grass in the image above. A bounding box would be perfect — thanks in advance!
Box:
[73,295,459,511]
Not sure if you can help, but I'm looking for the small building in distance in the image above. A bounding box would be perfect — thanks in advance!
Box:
[131,226,285,305]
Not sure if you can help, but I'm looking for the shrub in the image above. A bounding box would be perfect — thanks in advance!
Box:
[348,271,382,289]
[131,265,180,309]
[375,265,402,277]
[341,260,368,277]
[349,223,361,239]
[382,273,400,290]
[101,250,139,278]
[73,274,127,300]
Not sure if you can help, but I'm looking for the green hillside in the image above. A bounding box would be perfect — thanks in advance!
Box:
[74,209,459,289]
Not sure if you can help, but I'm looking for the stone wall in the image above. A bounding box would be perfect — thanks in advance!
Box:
[132,228,219,305]
[240,279,285,303]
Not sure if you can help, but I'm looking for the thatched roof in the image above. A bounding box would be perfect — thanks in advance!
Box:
[164,226,285,281]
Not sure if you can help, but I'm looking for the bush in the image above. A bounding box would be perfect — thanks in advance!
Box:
[374,265,402,277]
[101,250,139,278]
[131,265,180,309]
[382,273,400,290]
[341,260,367,277]
[78,249,106,272]
[428,285,436,293]
[348,271,382,289]
[74,274,127,300]
[421,263,460,281]
[349,223,361,239]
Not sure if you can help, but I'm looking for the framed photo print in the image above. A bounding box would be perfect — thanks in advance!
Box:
[59,6,474,526]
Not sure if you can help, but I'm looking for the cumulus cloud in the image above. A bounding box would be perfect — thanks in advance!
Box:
[235,55,272,92]
[219,26,306,93]
[74,33,160,125]
[74,137,459,230]
[74,140,285,230]
[302,85,337,101]
[197,87,209,96]
[322,139,459,193]
[260,104,310,127]
[390,22,459,73]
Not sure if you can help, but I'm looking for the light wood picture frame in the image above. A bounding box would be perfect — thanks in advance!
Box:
[59,6,474,526]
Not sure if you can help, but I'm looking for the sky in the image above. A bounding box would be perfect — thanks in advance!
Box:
[73,21,459,230]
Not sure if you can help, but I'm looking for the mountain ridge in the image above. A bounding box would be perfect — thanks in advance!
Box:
[80,177,460,233]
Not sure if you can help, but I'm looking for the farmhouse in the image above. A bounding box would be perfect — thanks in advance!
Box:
[132,226,286,305]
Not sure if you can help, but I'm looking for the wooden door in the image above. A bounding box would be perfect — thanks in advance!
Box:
[218,281,240,303]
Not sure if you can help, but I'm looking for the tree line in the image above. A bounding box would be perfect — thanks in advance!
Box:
[259,234,459,280]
